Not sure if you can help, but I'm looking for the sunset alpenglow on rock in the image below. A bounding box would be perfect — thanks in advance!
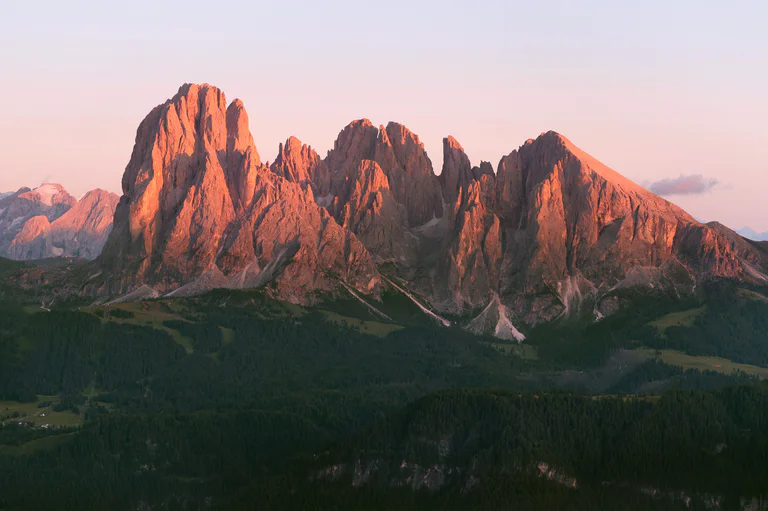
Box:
[1,1,767,510]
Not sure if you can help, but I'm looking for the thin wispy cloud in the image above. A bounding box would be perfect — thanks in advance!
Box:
[649,174,719,196]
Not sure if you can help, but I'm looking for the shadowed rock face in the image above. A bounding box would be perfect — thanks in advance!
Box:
[439,136,475,205]
[329,160,414,263]
[375,123,444,226]
[100,83,379,301]
[0,185,118,260]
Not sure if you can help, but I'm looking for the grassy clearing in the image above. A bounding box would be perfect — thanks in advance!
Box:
[220,327,235,345]
[592,394,661,403]
[280,301,307,318]
[649,306,706,337]
[85,301,196,353]
[488,342,538,360]
[320,311,403,337]
[22,305,45,314]
[0,396,83,428]
[631,348,768,378]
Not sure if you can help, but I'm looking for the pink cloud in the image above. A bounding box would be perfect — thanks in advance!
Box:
[649,174,719,196]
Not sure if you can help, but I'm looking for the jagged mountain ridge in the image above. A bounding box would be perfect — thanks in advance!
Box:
[66,83,768,328]
[0,184,118,260]
[98,83,379,301]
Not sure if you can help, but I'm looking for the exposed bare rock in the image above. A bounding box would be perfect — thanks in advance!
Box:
[505,132,710,296]
[49,189,120,259]
[270,136,331,197]
[495,150,523,221]
[465,293,526,342]
[330,160,413,263]
[225,99,262,211]
[439,136,475,204]
[472,161,494,181]
[100,83,379,302]
[0,184,76,254]
[1,184,116,260]
[422,130,768,322]
[14,84,766,328]
[8,215,52,260]
[101,83,238,289]
[374,123,443,226]
[325,121,443,224]
[215,175,380,301]
[18,183,76,210]
[322,120,444,261]
[325,119,380,190]
[433,176,501,312]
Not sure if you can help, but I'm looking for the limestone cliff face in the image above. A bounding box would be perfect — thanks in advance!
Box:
[439,136,475,205]
[428,131,768,321]
[0,184,75,255]
[7,216,53,260]
[436,175,503,311]
[100,83,379,300]
[325,120,444,223]
[49,189,120,260]
[17,83,766,326]
[101,84,238,287]
[374,123,443,226]
[1,185,117,260]
[329,160,413,263]
[319,120,444,262]
[270,136,331,198]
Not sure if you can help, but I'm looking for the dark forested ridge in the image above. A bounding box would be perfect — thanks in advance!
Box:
[1,266,768,509]
[245,388,768,510]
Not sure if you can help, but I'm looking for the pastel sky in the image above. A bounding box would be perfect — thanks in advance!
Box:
[1,0,766,231]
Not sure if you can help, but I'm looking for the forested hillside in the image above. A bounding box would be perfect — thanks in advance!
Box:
[2,259,768,509]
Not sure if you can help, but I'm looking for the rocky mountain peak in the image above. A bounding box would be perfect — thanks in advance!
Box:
[0,185,119,261]
[326,119,379,184]
[10,84,764,330]
[225,97,262,210]
[331,159,412,263]
[375,122,443,226]
[18,183,75,208]
[472,161,494,181]
[439,136,474,204]
[495,150,523,221]
[270,136,330,196]
[100,84,380,301]
[323,119,443,231]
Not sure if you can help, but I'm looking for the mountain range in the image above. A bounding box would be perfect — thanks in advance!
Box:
[0,184,118,260]
[5,83,767,331]
[737,226,768,241]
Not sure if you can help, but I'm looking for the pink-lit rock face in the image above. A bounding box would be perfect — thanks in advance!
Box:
[324,120,443,228]
[422,130,768,318]
[7,215,52,260]
[439,136,475,205]
[100,83,379,301]
[270,136,331,196]
[48,189,120,260]
[84,83,768,323]
[0,184,118,260]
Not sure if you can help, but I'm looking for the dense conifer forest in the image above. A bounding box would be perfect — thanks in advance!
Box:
[2,264,768,509]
